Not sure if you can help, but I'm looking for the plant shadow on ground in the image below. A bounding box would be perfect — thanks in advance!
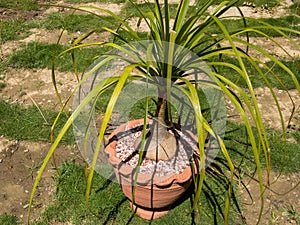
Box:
[0,98,299,224]
[27,161,245,225]
[26,123,299,225]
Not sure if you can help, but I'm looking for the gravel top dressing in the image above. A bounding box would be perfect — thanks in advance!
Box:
[115,123,198,177]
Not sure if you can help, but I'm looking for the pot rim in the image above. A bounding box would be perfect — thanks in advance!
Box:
[105,119,197,186]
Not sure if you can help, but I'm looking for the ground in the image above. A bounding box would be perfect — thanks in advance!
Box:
[0,0,299,224]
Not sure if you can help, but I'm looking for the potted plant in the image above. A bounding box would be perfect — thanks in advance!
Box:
[29,0,300,224]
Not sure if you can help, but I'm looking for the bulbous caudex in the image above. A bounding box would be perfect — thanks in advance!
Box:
[134,98,178,161]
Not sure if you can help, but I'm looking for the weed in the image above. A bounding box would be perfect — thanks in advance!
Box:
[283,205,300,222]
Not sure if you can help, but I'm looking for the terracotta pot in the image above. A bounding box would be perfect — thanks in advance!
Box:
[105,119,196,220]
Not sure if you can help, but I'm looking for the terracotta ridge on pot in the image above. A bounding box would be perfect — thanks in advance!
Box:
[105,119,199,220]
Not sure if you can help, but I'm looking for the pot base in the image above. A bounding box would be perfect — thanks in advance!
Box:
[129,202,169,220]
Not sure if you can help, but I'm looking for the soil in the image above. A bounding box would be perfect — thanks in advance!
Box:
[0,0,299,224]
[239,171,300,225]
[0,136,84,224]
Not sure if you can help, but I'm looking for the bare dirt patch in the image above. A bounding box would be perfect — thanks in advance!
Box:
[217,0,294,19]
[20,28,110,46]
[1,28,110,58]
[230,37,300,63]
[0,136,84,224]
[227,87,300,131]
[0,8,41,21]
[43,1,124,16]
[0,68,77,110]
[240,171,300,225]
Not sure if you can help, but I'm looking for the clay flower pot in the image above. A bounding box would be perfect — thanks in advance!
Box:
[105,119,198,220]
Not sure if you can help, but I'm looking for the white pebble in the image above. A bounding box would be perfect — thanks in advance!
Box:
[114,125,196,177]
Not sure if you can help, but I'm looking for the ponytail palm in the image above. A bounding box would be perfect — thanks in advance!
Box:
[29,0,300,224]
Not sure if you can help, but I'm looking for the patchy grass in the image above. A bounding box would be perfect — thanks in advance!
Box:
[0,0,299,224]
[0,58,9,76]
[1,97,298,175]
[289,2,300,15]
[64,0,127,3]
[27,119,300,225]
[29,162,242,225]
[0,100,74,144]
[0,214,21,225]
[8,42,64,69]
[206,16,300,37]
[0,82,6,91]
[0,19,31,42]
[7,42,299,88]
[211,56,300,90]
[0,0,39,10]
[37,13,118,33]
[213,0,280,8]
[123,0,282,18]
[225,121,300,174]
[8,42,111,72]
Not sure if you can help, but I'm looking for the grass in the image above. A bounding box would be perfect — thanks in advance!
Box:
[123,0,282,19]
[6,42,300,89]
[63,0,127,3]
[38,13,118,34]
[211,56,300,90]
[0,0,282,10]
[204,16,300,37]
[224,121,300,174]
[8,42,112,72]
[0,214,21,225]
[0,110,298,225]
[28,162,242,225]
[0,82,6,91]
[0,19,31,42]
[8,42,65,70]
[289,2,300,15]
[214,0,280,8]
[1,2,299,44]
[0,0,40,10]
[124,2,200,19]
[26,122,299,225]
[0,100,74,144]
[1,97,298,175]
[121,2,300,36]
